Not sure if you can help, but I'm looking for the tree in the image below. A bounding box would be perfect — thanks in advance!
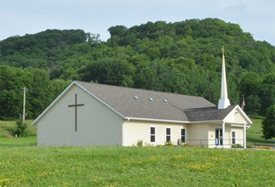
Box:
[239,72,261,97]
[262,105,275,139]
[14,119,27,137]
[257,84,275,115]
[80,58,135,87]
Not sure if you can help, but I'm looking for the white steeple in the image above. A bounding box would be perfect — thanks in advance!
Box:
[218,47,230,109]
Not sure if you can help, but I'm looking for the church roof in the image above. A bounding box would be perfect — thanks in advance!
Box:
[76,81,217,122]
[33,81,253,125]
[184,105,236,121]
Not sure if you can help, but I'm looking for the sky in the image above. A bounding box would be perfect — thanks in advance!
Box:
[0,0,274,46]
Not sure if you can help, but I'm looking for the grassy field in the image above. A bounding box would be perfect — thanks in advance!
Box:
[0,136,36,145]
[0,120,36,145]
[0,146,275,187]
[246,116,275,145]
[0,119,275,186]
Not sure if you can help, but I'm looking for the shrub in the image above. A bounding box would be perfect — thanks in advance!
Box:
[164,141,174,146]
[137,140,143,147]
[232,144,243,148]
[14,119,27,137]
[246,145,254,148]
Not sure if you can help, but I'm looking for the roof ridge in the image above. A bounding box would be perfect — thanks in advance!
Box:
[75,80,206,99]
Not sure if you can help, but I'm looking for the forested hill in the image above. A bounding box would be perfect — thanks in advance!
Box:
[0,18,275,119]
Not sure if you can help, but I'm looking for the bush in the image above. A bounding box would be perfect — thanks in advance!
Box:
[232,144,243,148]
[137,140,143,147]
[14,119,27,137]
[164,141,174,146]
[262,105,275,139]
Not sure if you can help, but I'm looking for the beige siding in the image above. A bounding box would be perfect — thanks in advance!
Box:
[231,127,244,146]
[188,124,208,146]
[37,85,123,146]
[224,109,247,124]
[207,124,231,148]
[123,121,187,146]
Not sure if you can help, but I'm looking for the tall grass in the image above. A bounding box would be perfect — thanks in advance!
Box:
[0,146,274,186]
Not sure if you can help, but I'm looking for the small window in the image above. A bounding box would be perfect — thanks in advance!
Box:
[181,129,186,143]
[150,127,155,142]
[166,128,171,142]
[232,131,236,145]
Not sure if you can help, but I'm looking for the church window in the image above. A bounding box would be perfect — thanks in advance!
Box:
[232,131,236,145]
[150,127,155,142]
[181,129,186,143]
[166,128,171,142]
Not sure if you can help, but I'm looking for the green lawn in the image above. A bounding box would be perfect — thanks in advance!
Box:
[247,117,275,145]
[0,120,37,145]
[0,136,36,145]
[0,146,274,186]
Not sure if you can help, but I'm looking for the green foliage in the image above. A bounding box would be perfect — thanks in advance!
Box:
[231,144,243,148]
[0,120,36,139]
[14,119,27,137]
[137,140,143,147]
[0,147,274,186]
[0,65,71,119]
[80,58,135,87]
[0,18,275,118]
[246,117,275,145]
[262,105,275,139]
[164,141,174,146]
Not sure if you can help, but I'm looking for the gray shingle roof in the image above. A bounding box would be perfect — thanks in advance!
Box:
[184,105,236,121]
[77,81,220,121]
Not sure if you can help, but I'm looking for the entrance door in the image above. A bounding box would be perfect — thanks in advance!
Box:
[215,128,223,146]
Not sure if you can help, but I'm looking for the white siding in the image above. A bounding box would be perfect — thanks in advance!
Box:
[37,85,123,146]
[123,121,187,146]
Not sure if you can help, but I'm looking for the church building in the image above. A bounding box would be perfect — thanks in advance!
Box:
[32,49,252,148]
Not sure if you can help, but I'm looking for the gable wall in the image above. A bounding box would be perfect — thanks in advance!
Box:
[37,84,123,146]
[224,109,247,124]
[123,121,188,146]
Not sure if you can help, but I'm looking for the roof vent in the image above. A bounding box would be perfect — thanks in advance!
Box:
[133,96,139,100]
[163,99,168,103]
[149,98,153,101]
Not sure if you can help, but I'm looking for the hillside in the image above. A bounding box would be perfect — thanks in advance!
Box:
[0,18,275,119]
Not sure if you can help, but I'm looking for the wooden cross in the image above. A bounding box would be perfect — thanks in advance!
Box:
[68,94,84,131]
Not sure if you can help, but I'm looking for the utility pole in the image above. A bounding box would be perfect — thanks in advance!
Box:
[23,87,27,124]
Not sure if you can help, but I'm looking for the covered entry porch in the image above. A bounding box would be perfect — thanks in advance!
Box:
[185,105,253,148]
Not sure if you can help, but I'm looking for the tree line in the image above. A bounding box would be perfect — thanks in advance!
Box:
[0,18,274,121]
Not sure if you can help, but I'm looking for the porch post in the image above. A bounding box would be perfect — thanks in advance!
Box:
[243,123,247,148]
[222,122,225,148]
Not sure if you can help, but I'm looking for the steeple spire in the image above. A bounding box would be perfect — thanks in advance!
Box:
[218,47,230,109]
